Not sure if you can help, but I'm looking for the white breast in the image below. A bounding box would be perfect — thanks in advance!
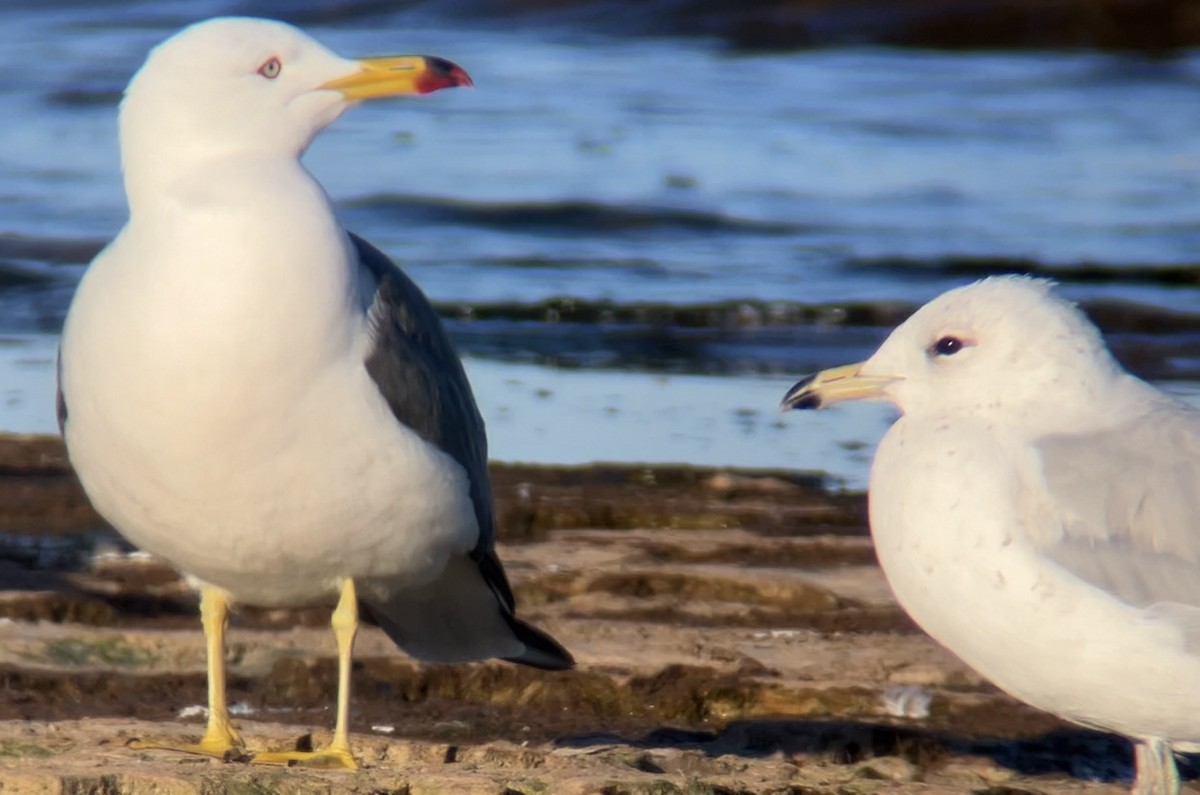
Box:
[868,415,1200,742]
[61,159,478,607]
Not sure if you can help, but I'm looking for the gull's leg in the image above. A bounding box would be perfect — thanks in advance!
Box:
[193,586,246,754]
[328,577,359,760]
[251,578,359,769]
[1133,738,1179,795]
[130,586,246,760]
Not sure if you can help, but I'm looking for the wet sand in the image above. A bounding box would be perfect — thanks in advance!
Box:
[0,433,1187,793]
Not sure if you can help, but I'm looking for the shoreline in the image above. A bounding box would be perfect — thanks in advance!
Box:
[0,431,1176,792]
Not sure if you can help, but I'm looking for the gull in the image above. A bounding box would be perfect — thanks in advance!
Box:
[781,276,1199,795]
[58,17,572,768]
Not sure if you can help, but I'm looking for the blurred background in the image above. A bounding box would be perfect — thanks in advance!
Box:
[1,0,1198,489]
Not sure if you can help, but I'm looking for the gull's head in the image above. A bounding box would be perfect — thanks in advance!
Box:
[782,276,1126,426]
[119,17,471,177]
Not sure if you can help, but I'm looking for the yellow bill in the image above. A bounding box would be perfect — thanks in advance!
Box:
[321,55,472,100]
[780,362,895,411]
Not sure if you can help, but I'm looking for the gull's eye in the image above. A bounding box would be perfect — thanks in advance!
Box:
[931,336,965,356]
[258,57,282,79]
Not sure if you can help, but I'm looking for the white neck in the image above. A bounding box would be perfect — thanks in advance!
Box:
[110,154,363,391]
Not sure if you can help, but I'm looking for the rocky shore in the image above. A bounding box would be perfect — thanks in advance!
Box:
[0,433,1187,793]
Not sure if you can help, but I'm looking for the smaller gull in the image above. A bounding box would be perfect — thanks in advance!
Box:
[782,276,1199,795]
[59,17,572,768]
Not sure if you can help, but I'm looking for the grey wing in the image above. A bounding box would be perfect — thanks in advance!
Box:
[1032,399,1200,615]
[350,232,513,610]
[352,233,572,671]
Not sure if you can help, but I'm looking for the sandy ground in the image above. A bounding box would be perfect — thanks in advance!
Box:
[0,433,1188,794]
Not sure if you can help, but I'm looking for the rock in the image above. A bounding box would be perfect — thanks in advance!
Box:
[855,754,920,782]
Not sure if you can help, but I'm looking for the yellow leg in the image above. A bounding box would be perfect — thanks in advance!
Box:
[329,578,358,757]
[251,579,359,769]
[129,586,247,760]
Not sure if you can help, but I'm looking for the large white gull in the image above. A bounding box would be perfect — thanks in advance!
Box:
[59,17,572,768]
[782,276,1199,795]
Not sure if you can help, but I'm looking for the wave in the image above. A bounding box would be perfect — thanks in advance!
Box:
[441,295,1200,335]
[439,298,1200,381]
[0,235,105,267]
[848,255,1200,289]
[342,194,804,236]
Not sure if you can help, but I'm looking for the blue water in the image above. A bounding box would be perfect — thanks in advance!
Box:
[1,3,1198,485]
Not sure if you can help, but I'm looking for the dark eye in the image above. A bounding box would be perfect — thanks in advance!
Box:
[258,57,282,79]
[932,336,964,356]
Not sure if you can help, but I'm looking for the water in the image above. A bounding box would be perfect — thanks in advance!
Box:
[1,3,1197,487]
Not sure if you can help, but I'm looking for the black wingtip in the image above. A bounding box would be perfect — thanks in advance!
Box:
[780,374,821,411]
[503,615,575,671]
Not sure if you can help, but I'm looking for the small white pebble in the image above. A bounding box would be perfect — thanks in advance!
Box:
[881,684,932,719]
[371,724,396,734]
[228,702,255,716]
[177,705,207,719]
[751,629,801,640]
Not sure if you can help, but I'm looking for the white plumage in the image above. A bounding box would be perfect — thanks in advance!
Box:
[784,276,1200,795]
[59,17,569,768]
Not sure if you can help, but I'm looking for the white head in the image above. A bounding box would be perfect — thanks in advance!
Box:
[119,17,470,204]
[782,277,1131,431]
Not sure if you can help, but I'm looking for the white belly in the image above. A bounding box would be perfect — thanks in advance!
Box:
[61,201,478,608]
[869,417,1200,743]
[66,354,478,607]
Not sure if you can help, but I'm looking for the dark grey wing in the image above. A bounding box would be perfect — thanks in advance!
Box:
[350,233,572,670]
[352,233,503,597]
[56,347,67,436]
[1032,399,1200,634]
